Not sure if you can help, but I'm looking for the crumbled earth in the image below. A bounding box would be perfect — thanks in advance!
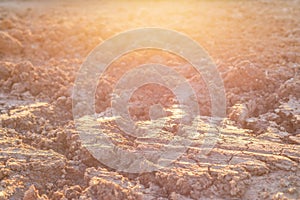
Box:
[0,0,299,199]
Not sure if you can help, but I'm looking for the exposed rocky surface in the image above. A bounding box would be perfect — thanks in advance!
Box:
[0,0,299,199]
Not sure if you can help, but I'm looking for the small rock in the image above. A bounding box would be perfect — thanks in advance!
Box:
[11,82,26,94]
[56,96,67,106]
[229,104,249,126]
[287,187,296,194]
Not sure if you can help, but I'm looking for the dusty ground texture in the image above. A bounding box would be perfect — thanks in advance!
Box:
[0,0,299,199]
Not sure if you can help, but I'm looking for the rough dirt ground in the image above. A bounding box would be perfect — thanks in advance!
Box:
[0,0,299,199]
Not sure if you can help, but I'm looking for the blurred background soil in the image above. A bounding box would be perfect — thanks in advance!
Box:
[0,0,299,199]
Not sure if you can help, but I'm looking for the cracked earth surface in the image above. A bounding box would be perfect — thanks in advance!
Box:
[0,0,299,199]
